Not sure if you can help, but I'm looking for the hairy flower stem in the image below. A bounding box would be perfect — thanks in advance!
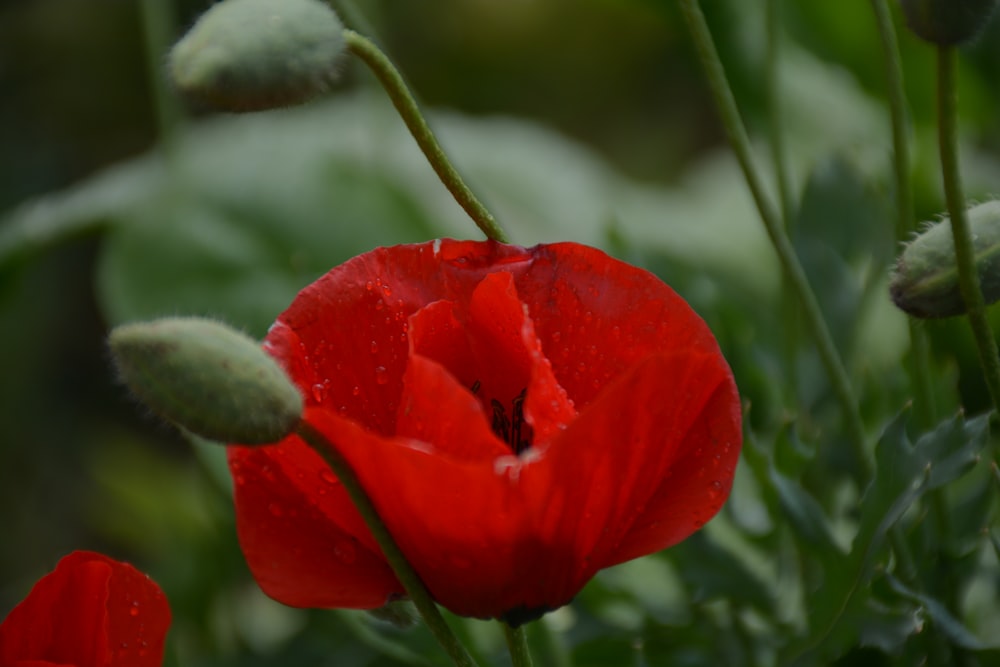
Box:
[343,30,508,243]
[503,623,534,667]
[296,420,480,667]
[936,47,1000,415]
[765,0,792,226]
[139,0,182,152]
[868,0,938,428]
[677,0,871,480]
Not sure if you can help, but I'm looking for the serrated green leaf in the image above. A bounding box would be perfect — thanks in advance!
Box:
[787,411,990,662]
[885,573,1000,652]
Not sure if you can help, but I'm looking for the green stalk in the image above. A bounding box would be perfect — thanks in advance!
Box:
[296,421,479,667]
[936,47,1000,414]
[765,0,792,226]
[138,0,183,151]
[677,0,871,479]
[343,30,508,243]
[868,0,938,428]
[503,623,535,667]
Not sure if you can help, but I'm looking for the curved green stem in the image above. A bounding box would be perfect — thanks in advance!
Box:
[343,30,509,243]
[936,47,1000,414]
[296,421,479,667]
[503,623,534,667]
[677,0,871,479]
[868,0,939,427]
[765,0,792,227]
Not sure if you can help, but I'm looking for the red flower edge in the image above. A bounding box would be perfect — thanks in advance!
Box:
[0,551,171,667]
[229,240,742,622]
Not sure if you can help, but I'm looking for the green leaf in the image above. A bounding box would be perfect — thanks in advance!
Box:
[786,410,990,662]
[885,573,1000,652]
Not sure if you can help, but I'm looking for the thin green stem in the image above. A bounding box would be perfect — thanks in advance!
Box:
[503,623,534,667]
[138,0,183,151]
[343,30,508,243]
[868,0,938,427]
[936,47,1000,414]
[677,0,871,479]
[765,0,793,227]
[296,421,479,667]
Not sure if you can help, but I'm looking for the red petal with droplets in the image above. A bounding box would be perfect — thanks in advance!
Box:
[229,240,742,621]
[0,551,170,667]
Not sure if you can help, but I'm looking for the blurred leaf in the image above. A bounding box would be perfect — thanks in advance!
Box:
[788,410,990,662]
[885,573,1000,653]
[669,532,777,616]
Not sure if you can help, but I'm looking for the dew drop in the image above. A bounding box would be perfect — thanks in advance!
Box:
[352,385,361,397]
[382,284,392,296]
[365,281,374,292]
[375,366,389,385]
[234,474,246,486]
[311,382,327,402]
[370,340,379,354]
[268,502,284,517]
[552,331,562,343]
[320,469,338,485]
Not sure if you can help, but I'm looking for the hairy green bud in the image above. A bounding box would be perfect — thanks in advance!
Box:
[109,317,303,444]
[890,201,1000,318]
[169,0,346,111]
[900,0,999,46]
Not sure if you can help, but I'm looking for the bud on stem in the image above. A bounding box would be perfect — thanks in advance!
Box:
[890,201,1000,318]
[109,317,303,444]
[169,0,346,111]
[900,0,999,46]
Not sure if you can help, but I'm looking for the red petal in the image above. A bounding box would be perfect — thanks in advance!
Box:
[229,443,403,608]
[511,243,719,410]
[300,405,540,618]
[520,351,739,583]
[609,374,742,563]
[0,551,170,667]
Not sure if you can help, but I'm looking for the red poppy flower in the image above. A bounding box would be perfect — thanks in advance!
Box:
[229,240,741,623]
[0,550,171,667]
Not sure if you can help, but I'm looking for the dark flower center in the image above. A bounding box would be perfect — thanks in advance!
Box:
[473,383,533,453]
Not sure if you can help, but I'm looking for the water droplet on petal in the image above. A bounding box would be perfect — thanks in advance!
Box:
[268,502,284,517]
[352,385,361,397]
[311,382,327,402]
[365,281,374,291]
[370,340,379,354]
[375,366,389,385]
[320,469,337,485]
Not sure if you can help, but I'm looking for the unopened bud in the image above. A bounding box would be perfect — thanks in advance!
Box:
[890,201,1000,318]
[900,0,999,46]
[109,317,303,444]
[169,0,346,111]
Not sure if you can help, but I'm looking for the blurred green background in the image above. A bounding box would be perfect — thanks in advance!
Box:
[2,0,1000,665]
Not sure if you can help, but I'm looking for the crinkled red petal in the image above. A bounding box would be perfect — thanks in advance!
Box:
[0,551,170,667]
[229,443,402,608]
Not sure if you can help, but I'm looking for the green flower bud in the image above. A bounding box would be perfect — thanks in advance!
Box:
[890,201,1000,318]
[169,0,346,111]
[900,0,999,46]
[109,317,303,444]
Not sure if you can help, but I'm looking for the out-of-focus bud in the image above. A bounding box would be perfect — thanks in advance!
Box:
[890,201,1000,318]
[169,0,346,111]
[900,0,999,46]
[109,317,303,444]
